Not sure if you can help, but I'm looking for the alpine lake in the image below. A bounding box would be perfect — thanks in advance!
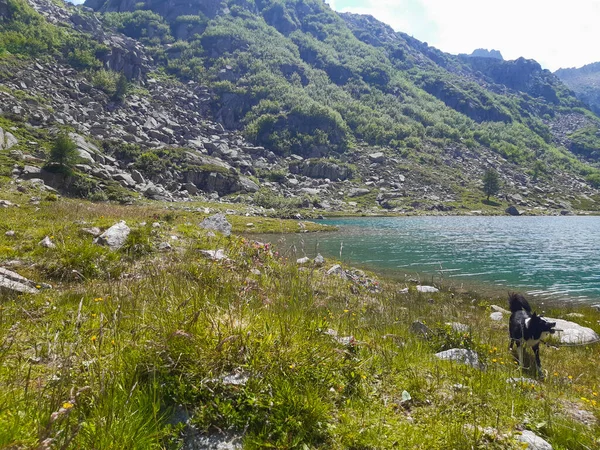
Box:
[257,216,600,305]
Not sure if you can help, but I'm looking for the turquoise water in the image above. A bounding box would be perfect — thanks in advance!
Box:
[266,216,600,304]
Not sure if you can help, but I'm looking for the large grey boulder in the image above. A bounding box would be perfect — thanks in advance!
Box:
[516,430,553,450]
[435,349,480,368]
[547,318,599,344]
[200,214,232,237]
[368,152,386,163]
[505,205,521,216]
[0,127,18,150]
[94,221,131,250]
[0,267,51,294]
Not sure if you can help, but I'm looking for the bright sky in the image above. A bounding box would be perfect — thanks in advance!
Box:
[326,0,600,71]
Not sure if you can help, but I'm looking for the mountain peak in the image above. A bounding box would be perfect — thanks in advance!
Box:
[467,48,504,60]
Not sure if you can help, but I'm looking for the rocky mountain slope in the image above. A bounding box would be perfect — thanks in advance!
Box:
[1,0,600,214]
[556,62,600,116]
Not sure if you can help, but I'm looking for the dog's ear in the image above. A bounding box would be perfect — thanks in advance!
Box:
[531,312,537,318]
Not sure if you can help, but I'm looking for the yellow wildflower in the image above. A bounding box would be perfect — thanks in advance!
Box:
[62,402,73,409]
[91,335,97,343]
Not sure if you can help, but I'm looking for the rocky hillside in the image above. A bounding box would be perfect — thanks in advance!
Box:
[556,62,600,116]
[1,0,600,214]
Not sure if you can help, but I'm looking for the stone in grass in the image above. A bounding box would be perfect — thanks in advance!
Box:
[327,264,344,276]
[546,318,599,344]
[39,236,56,249]
[183,431,243,450]
[201,249,227,261]
[0,267,51,294]
[506,377,539,386]
[490,311,504,321]
[409,321,431,338]
[200,213,232,237]
[296,257,310,265]
[314,253,325,266]
[435,349,480,368]
[5,230,15,237]
[416,285,439,293]
[516,430,553,450]
[446,322,469,333]
[94,221,131,251]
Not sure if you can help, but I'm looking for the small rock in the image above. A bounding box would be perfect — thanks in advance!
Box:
[94,221,131,251]
[314,253,325,266]
[0,267,51,294]
[200,213,232,237]
[416,285,439,293]
[152,222,161,228]
[158,242,172,251]
[447,322,469,333]
[506,377,539,386]
[410,320,431,338]
[491,304,510,314]
[5,230,15,237]
[327,264,344,276]
[490,311,504,321]
[39,236,56,249]
[201,249,227,261]
[435,349,480,368]
[81,227,101,237]
[296,257,310,265]
[591,304,600,312]
[516,430,553,450]
[250,269,261,276]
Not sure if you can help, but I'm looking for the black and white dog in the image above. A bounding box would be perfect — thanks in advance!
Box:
[508,293,557,377]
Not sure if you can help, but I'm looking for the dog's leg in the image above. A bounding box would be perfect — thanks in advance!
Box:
[533,344,544,379]
[517,342,524,370]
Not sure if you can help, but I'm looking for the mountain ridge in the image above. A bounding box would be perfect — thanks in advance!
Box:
[1,0,600,214]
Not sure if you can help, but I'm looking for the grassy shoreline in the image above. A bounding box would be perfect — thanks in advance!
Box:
[1,194,599,449]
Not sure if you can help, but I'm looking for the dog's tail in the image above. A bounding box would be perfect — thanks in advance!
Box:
[508,293,531,313]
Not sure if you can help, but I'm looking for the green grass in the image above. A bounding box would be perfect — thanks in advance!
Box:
[1,190,599,449]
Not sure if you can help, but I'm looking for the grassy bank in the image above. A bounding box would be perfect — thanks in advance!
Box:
[1,192,599,449]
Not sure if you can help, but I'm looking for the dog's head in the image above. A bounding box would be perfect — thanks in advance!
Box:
[530,312,557,339]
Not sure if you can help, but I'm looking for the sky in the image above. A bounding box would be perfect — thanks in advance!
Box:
[326,0,600,71]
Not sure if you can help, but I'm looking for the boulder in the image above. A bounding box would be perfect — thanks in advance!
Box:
[368,152,386,163]
[348,188,370,198]
[546,318,599,344]
[435,349,480,368]
[505,205,521,216]
[200,214,232,237]
[516,430,553,450]
[94,221,131,250]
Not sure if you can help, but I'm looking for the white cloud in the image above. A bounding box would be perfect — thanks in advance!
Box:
[333,0,600,71]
